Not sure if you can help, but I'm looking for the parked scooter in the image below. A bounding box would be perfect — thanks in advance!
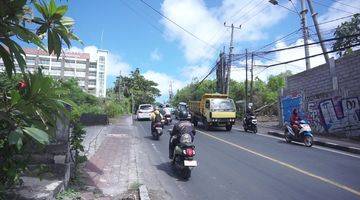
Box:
[243,115,257,133]
[284,120,314,147]
[152,120,164,140]
[168,130,197,179]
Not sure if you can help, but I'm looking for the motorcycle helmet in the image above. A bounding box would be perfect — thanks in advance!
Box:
[178,109,190,121]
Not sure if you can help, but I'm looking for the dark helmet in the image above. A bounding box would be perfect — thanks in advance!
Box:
[178,109,190,121]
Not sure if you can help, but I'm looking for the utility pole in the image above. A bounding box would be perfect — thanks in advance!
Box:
[250,52,254,105]
[224,22,241,95]
[245,49,248,114]
[300,0,311,70]
[306,0,330,65]
[169,80,174,103]
[118,71,122,100]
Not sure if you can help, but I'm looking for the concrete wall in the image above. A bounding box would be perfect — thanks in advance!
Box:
[280,50,360,138]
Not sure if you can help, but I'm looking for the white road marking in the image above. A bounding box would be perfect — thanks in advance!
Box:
[232,127,360,159]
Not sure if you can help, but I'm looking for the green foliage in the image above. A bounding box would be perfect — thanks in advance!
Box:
[172,71,292,116]
[0,0,81,77]
[56,188,81,200]
[0,0,80,193]
[0,70,69,190]
[114,68,160,111]
[332,14,360,57]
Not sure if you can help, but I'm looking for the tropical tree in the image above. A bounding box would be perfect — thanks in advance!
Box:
[0,0,80,191]
[114,68,160,110]
[0,0,81,77]
[332,14,360,57]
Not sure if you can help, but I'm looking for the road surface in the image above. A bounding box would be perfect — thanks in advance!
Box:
[134,119,360,200]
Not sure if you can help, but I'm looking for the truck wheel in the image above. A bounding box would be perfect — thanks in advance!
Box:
[226,125,232,131]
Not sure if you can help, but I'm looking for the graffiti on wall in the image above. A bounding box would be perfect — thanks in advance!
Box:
[319,97,360,132]
[281,92,303,124]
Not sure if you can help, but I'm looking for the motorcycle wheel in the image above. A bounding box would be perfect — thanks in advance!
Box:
[253,127,257,134]
[304,136,313,147]
[182,168,191,179]
[284,130,292,143]
[153,134,159,140]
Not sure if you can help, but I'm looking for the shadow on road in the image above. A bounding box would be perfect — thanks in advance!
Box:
[155,162,189,182]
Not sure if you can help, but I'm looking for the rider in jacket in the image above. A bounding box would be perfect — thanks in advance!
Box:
[150,106,163,132]
[290,108,301,136]
[169,110,196,159]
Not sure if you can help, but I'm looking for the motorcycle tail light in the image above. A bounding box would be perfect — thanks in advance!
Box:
[186,148,195,157]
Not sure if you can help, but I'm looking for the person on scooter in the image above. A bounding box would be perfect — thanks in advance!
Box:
[169,110,196,159]
[245,105,254,125]
[150,106,163,133]
[290,108,301,136]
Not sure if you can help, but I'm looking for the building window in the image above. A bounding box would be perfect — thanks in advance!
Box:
[89,80,96,86]
[39,58,50,65]
[65,59,75,63]
[99,56,105,63]
[99,64,104,71]
[90,62,97,69]
[88,71,97,76]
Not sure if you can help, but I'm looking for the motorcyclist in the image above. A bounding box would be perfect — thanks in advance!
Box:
[290,108,301,136]
[163,104,172,116]
[150,106,163,133]
[169,109,196,159]
[245,105,254,125]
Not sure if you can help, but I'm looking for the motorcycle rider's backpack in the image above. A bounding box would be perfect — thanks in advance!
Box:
[155,113,162,122]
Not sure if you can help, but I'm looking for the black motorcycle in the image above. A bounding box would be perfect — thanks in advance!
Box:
[152,121,164,140]
[169,130,197,179]
[243,115,258,133]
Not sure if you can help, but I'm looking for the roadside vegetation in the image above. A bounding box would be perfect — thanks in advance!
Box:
[172,71,292,117]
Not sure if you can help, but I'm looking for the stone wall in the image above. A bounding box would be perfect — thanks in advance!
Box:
[280,50,360,138]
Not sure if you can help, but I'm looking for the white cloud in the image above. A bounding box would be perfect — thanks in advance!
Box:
[143,70,185,101]
[181,65,211,80]
[150,48,162,61]
[318,0,360,30]
[161,0,290,63]
[68,46,131,76]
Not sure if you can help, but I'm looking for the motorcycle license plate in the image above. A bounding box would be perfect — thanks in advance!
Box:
[184,160,197,167]
[155,127,162,130]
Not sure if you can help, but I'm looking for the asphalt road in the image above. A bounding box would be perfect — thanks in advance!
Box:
[133,119,360,200]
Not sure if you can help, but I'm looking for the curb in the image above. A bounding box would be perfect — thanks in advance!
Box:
[139,185,150,200]
[268,131,360,155]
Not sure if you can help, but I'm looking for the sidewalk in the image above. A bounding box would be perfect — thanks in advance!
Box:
[74,115,149,200]
[257,121,360,155]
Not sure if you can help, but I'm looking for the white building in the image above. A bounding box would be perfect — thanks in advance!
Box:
[0,48,108,98]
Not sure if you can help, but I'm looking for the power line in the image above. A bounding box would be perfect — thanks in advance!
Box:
[257,33,360,54]
[311,14,354,27]
[325,0,360,10]
[233,0,266,24]
[253,28,302,52]
[312,0,356,15]
[139,0,217,50]
[256,42,360,69]
[120,0,164,35]
[240,3,269,25]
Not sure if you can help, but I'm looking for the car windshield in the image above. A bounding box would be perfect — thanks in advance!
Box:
[210,99,235,111]
[139,105,153,110]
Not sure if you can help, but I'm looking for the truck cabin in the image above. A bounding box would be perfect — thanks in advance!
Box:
[205,98,235,112]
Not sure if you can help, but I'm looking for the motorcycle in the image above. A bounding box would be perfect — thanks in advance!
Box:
[168,130,197,179]
[164,114,172,125]
[284,120,314,147]
[243,115,257,133]
[152,120,164,140]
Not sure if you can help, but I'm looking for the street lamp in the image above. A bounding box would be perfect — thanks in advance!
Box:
[269,0,278,5]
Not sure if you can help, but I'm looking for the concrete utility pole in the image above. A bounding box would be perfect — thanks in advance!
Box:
[300,0,311,70]
[250,53,254,105]
[245,49,248,113]
[224,22,241,95]
[306,0,330,65]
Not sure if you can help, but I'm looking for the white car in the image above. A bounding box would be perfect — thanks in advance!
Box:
[136,104,154,120]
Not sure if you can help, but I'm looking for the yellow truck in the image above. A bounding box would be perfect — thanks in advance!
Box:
[189,93,236,131]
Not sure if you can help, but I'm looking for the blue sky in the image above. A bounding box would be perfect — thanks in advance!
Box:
[62,0,359,101]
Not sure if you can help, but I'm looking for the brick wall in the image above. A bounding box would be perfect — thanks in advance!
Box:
[280,50,360,138]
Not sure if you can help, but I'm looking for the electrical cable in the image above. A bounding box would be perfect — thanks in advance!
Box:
[257,33,360,54]
[139,0,217,50]
[312,0,356,15]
